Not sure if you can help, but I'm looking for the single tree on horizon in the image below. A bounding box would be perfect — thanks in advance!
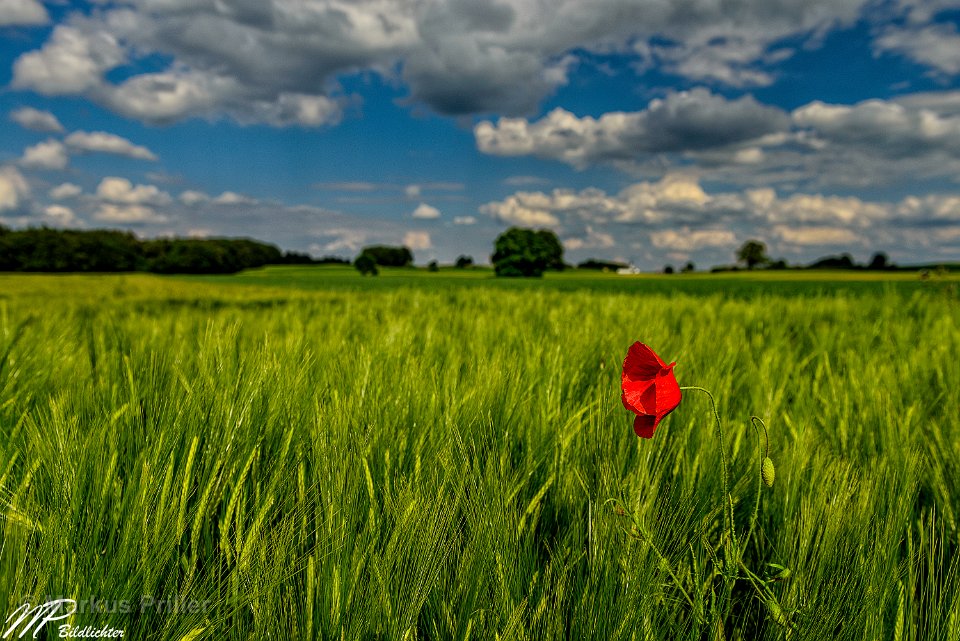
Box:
[737,240,770,270]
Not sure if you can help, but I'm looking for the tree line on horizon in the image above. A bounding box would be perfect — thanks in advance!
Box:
[353,229,922,277]
[1,224,947,276]
[0,225,348,274]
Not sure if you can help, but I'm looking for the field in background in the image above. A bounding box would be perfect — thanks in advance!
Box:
[0,268,957,639]
[188,264,953,297]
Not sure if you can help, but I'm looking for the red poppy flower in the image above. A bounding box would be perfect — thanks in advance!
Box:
[621,342,682,438]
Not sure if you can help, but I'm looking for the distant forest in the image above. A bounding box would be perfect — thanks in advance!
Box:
[0,226,347,274]
[1,225,955,275]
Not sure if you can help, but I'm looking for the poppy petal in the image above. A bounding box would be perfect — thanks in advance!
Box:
[633,414,656,438]
[622,342,665,380]
[655,368,682,415]
[622,379,656,414]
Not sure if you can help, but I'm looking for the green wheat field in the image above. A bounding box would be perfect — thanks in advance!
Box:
[1,266,958,640]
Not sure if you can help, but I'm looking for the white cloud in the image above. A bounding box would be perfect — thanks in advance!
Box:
[483,174,714,228]
[314,228,369,253]
[49,183,82,200]
[0,166,31,212]
[475,90,789,168]
[896,194,960,221]
[179,190,210,206]
[895,90,960,117]
[453,215,477,225]
[94,203,167,224]
[650,38,778,87]
[412,203,441,219]
[9,107,64,133]
[65,131,158,160]
[5,0,874,126]
[43,204,78,225]
[762,193,888,226]
[250,92,343,128]
[480,193,562,227]
[20,139,69,170]
[563,225,616,250]
[0,0,49,26]
[478,174,934,264]
[403,231,432,250]
[874,22,960,76]
[792,98,960,157]
[96,177,172,206]
[98,69,347,127]
[213,191,258,205]
[650,228,738,251]
[475,91,960,190]
[773,225,862,246]
[12,24,124,94]
[99,69,222,125]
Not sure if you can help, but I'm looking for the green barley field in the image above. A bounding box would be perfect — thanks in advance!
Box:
[1,267,958,640]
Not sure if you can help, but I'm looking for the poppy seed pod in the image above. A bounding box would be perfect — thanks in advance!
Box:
[762,457,776,487]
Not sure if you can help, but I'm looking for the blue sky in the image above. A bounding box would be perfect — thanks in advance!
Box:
[2,0,960,268]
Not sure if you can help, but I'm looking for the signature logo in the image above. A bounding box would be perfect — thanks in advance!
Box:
[3,600,124,639]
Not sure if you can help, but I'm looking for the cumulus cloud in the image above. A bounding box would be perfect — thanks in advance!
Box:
[482,174,714,227]
[563,225,616,251]
[213,191,258,205]
[874,22,960,76]
[96,177,172,206]
[412,203,441,219]
[772,225,862,246]
[476,89,960,189]
[20,139,69,170]
[0,166,31,212]
[49,183,82,200]
[43,204,78,226]
[9,107,64,133]
[453,215,477,225]
[65,131,158,160]
[896,194,960,221]
[5,0,877,125]
[403,231,432,250]
[179,190,210,206]
[101,69,344,126]
[477,173,957,264]
[480,192,562,227]
[313,228,370,253]
[761,193,888,226]
[88,177,171,225]
[13,24,124,94]
[476,89,790,168]
[792,98,960,157]
[94,203,168,224]
[650,228,738,252]
[0,0,49,26]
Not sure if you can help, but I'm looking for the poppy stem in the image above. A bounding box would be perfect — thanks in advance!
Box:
[679,386,739,566]
[750,416,770,459]
[603,498,699,616]
[745,417,768,551]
